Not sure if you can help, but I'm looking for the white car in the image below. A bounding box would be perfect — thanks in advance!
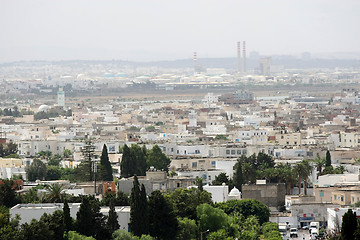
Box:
[290,228,298,238]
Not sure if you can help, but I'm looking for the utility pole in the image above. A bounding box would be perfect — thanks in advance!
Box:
[92,158,98,195]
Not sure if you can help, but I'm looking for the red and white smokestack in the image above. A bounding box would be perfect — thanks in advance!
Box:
[237,42,242,73]
[243,41,246,73]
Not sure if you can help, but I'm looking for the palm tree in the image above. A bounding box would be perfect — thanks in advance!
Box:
[45,183,64,203]
[276,163,295,194]
[312,155,325,178]
[294,160,313,195]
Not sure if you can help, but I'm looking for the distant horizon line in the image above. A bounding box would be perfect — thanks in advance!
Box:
[1,52,360,65]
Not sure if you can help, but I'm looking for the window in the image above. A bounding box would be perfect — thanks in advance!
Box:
[243,150,247,154]
[226,150,230,154]
[341,196,344,201]
[195,150,200,154]
[192,162,197,168]
[171,148,174,152]
[320,192,324,197]
[237,150,242,155]
[334,195,337,200]
[231,150,235,155]
[281,136,284,139]
[211,161,216,167]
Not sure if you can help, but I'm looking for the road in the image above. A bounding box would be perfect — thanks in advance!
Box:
[282,229,314,240]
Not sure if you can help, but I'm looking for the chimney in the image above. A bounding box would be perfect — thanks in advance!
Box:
[243,41,246,73]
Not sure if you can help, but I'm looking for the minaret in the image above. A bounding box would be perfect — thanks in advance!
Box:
[57,87,65,108]
[193,52,197,75]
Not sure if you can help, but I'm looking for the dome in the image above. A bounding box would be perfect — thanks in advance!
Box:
[229,187,241,196]
[38,105,50,112]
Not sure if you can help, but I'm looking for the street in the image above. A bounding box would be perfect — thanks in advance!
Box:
[283,229,314,240]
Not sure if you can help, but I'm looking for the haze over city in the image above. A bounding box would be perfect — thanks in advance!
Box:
[1,0,360,62]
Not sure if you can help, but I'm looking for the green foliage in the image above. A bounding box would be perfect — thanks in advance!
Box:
[146,145,170,172]
[76,196,110,239]
[166,187,212,220]
[326,150,332,167]
[0,179,19,208]
[207,229,229,240]
[46,166,62,180]
[0,206,21,240]
[48,154,63,167]
[148,190,178,239]
[101,192,129,206]
[197,204,229,232]
[293,159,312,195]
[215,134,228,140]
[76,138,96,181]
[212,172,230,186]
[107,198,119,234]
[99,144,113,181]
[0,142,18,158]
[120,144,132,178]
[145,126,155,132]
[26,159,47,181]
[261,222,282,240]
[341,209,357,240]
[215,199,270,225]
[34,107,69,120]
[64,231,95,240]
[175,217,199,240]
[196,177,203,191]
[112,230,154,240]
[63,198,73,232]
[130,175,149,237]
[63,149,72,159]
[45,183,64,203]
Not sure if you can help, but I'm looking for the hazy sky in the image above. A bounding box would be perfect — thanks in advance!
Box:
[1,0,359,62]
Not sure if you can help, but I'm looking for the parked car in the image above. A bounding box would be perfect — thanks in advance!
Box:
[302,225,309,230]
[290,228,298,238]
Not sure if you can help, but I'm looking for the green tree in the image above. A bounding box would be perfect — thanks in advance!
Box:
[166,187,212,220]
[20,218,54,240]
[107,198,119,234]
[48,154,63,167]
[0,179,19,208]
[76,196,110,240]
[130,144,147,176]
[326,150,332,167]
[197,203,229,232]
[99,144,113,181]
[120,144,131,178]
[293,160,312,195]
[233,158,244,191]
[63,149,72,159]
[64,231,95,240]
[261,222,282,240]
[313,154,325,178]
[146,145,170,172]
[215,199,270,225]
[63,198,73,232]
[341,209,357,240]
[196,177,204,191]
[212,172,230,186]
[40,210,65,240]
[130,175,149,237]
[45,183,64,203]
[46,166,62,180]
[0,206,21,240]
[175,217,199,240]
[78,138,96,181]
[148,190,178,239]
[26,159,47,181]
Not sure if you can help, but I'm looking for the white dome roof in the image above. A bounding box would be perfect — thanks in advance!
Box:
[229,187,241,196]
[38,105,50,112]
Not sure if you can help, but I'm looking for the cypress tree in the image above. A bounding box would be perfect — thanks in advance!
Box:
[100,144,113,181]
[233,158,244,191]
[120,144,131,178]
[63,198,73,232]
[341,209,358,240]
[129,175,149,236]
[107,198,119,233]
[149,190,178,239]
[326,150,332,167]
[76,197,93,236]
